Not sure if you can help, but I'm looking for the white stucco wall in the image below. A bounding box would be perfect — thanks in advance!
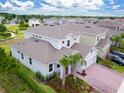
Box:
[25,31,60,49]
[25,31,80,49]
[11,47,52,77]
[95,32,107,45]
[76,47,97,73]
[59,34,80,49]
[97,42,111,59]
[28,19,41,27]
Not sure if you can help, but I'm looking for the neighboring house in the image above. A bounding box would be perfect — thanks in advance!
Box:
[79,23,111,59]
[96,21,124,31]
[11,23,97,79]
[83,18,99,24]
[42,18,66,26]
[10,18,20,25]
[0,16,5,24]
[42,18,59,26]
[28,18,41,27]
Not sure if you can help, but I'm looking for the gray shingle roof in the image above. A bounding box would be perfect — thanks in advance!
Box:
[12,38,75,64]
[12,38,93,64]
[27,23,107,39]
[71,43,93,58]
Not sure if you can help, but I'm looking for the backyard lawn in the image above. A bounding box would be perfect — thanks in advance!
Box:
[5,25,19,33]
[5,24,25,40]
[0,34,9,39]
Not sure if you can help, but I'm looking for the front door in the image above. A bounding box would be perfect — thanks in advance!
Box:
[67,40,70,47]
[65,67,68,75]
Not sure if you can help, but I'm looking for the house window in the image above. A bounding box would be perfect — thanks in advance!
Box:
[67,40,70,46]
[49,64,53,72]
[62,41,64,44]
[17,51,20,53]
[97,36,99,41]
[29,58,32,65]
[74,38,76,40]
[36,36,38,37]
[57,64,60,68]
[91,50,93,53]
[33,35,35,36]
[21,53,24,59]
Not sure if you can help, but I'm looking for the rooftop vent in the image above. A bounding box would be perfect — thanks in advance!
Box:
[86,26,91,28]
[80,22,84,24]
[35,39,39,42]
[23,43,25,45]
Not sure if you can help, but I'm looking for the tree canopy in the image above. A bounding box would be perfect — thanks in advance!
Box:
[0,24,7,32]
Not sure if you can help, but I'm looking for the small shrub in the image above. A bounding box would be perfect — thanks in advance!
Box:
[36,71,45,81]
[77,78,85,86]
[65,75,74,88]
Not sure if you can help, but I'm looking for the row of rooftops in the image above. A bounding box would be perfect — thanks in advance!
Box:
[27,22,107,39]
[12,38,92,64]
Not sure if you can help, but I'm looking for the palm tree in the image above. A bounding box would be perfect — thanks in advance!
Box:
[69,53,86,83]
[59,53,86,86]
[59,56,70,86]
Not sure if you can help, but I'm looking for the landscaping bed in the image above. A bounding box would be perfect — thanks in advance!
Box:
[45,75,99,93]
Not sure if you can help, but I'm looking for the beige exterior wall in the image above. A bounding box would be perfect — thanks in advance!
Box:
[97,42,111,59]
[80,34,96,46]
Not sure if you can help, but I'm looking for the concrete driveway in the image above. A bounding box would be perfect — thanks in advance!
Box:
[77,64,124,93]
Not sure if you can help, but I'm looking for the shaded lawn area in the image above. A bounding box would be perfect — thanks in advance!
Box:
[0,45,10,55]
[98,60,124,73]
[0,72,35,93]
[0,46,56,93]
[0,35,9,39]
[17,64,56,93]
[45,75,99,93]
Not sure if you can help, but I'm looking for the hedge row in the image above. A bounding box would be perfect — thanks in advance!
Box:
[16,67,47,93]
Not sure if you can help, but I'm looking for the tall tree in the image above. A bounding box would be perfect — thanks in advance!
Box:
[0,24,7,32]
[69,53,86,83]
[59,56,70,86]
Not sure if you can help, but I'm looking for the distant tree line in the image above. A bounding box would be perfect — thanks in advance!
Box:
[0,13,124,23]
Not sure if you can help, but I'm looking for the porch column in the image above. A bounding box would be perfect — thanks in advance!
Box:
[68,65,71,74]
[60,66,63,79]
[53,63,55,72]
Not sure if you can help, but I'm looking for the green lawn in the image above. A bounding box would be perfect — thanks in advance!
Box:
[5,25,19,33]
[0,72,35,93]
[14,31,24,40]
[98,60,124,73]
[0,45,10,54]
[5,24,24,40]
[0,35,9,39]
[17,64,56,93]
